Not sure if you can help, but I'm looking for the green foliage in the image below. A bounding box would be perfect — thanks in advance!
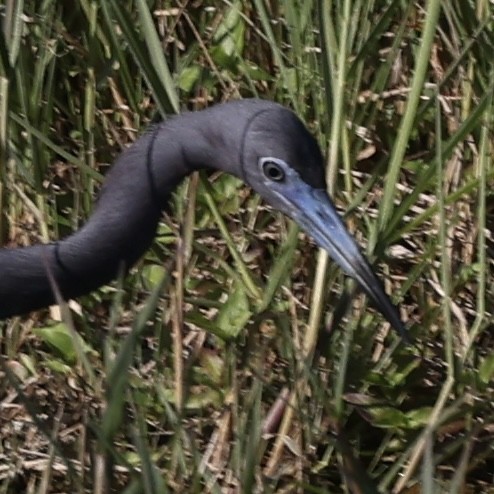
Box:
[33,322,96,365]
[215,281,252,340]
[0,0,493,493]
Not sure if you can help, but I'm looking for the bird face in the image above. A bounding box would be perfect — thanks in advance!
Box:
[241,109,406,338]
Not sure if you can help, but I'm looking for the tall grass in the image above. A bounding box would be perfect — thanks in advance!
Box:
[0,1,492,492]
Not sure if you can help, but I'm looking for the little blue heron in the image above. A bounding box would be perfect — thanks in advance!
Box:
[0,99,406,337]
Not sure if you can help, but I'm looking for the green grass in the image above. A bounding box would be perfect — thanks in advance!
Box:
[0,0,493,492]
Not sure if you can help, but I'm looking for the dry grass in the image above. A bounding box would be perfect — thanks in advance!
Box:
[0,1,493,493]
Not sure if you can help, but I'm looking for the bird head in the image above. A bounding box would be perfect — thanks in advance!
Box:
[238,104,407,339]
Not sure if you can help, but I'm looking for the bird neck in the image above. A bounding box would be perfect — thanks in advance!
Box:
[0,109,244,318]
[0,99,289,317]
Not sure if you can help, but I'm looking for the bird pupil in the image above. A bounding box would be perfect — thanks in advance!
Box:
[263,161,284,181]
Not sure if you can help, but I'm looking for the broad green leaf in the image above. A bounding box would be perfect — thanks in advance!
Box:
[177,65,202,93]
[215,282,252,340]
[210,1,245,69]
[479,354,494,384]
[367,406,433,429]
[43,359,73,375]
[33,323,94,365]
[142,264,167,288]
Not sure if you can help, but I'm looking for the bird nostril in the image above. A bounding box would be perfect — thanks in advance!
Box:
[313,204,325,220]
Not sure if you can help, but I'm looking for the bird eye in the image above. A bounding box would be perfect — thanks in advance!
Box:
[262,160,285,182]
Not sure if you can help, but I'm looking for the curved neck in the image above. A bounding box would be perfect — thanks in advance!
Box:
[0,104,250,318]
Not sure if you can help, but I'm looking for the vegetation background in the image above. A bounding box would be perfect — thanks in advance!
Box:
[0,0,493,492]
